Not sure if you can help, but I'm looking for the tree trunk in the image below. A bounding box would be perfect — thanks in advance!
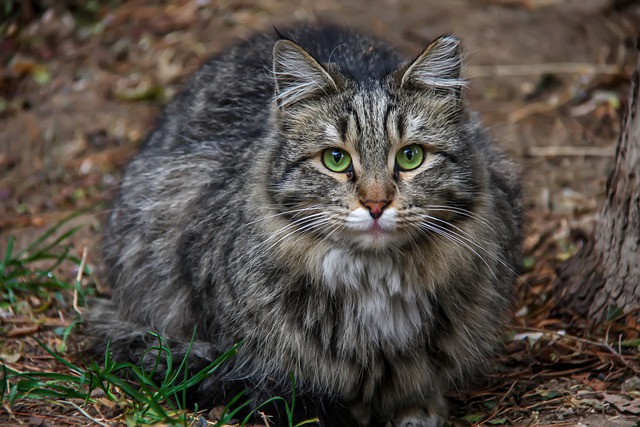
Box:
[554,44,640,322]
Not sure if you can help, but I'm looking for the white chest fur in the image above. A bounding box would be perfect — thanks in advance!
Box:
[320,249,429,348]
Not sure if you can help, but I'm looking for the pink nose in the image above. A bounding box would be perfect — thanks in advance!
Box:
[363,200,389,219]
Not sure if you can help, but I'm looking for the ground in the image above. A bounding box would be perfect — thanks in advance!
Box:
[1,0,640,426]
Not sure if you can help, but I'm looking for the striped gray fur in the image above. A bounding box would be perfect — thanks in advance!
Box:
[90,24,522,427]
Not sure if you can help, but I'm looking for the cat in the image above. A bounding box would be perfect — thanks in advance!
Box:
[89,23,522,427]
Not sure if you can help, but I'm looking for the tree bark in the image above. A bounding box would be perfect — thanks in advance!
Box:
[555,44,640,322]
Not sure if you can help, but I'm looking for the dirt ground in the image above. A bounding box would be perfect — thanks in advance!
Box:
[2,0,640,426]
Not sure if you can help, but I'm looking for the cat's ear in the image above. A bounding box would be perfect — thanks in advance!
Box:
[399,35,466,95]
[273,39,339,110]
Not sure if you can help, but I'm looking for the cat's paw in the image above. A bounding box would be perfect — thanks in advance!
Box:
[391,407,445,427]
[396,414,444,427]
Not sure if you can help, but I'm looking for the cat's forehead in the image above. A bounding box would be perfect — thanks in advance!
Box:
[349,88,390,116]
[342,89,393,139]
[336,87,458,151]
[336,88,402,156]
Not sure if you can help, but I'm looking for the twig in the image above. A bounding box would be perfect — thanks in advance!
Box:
[523,423,581,427]
[526,146,615,157]
[7,325,39,338]
[476,0,566,8]
[91,403,108,425]
[508,93,573,122]
[476,406,511,426]
[498,380,518,405]
[57,401,111,427]
[259,410,272,427]
[466,62,623,78]
[520,396,567,411]
[472,381,518,426]
[518,327,640,374]
[73,247,88,315]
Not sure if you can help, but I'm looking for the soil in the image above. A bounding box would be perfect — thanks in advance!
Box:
[1,1,640,426]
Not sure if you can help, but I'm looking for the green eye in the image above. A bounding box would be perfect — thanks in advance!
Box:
[322,148,352,173]
[395,145,424,171]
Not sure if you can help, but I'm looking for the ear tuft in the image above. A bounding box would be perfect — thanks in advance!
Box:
[273,40,338,110]
[400,35,466,92]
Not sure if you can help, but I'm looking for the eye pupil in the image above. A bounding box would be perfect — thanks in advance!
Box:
[332,151,342,163]
[404,148,413,161]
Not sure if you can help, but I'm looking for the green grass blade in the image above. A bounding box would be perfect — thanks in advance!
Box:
[22,225,83,262]
[16,209,89,258]
[179,345,239,390]
[213,390,251,426]
[165,331,193,387]
[294,418,320,427]
[99,371,172,421]
[41,246,72,273]
[1,362,11,399]
[34,338,84,374]
[0,235,14,277]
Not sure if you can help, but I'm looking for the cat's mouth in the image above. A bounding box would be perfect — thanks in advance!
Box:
[367,220,386,235]
[344,207,402,249]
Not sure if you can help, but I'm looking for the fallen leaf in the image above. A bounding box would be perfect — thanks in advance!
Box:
[462,412,485,423]
[602,392,640,415]
[0,350,22,363]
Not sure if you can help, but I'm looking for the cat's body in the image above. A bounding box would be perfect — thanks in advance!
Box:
[90,24,522,427]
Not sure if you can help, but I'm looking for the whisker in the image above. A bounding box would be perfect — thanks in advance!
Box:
[417,215,524,283]
[237,205,326,230]
[309,217,346,254]
[422,214,521,279]
[229,213,329,270]
[417,220,495,280]
[262,218,332,254]
[252,213,328,248]
[424,205,505,242]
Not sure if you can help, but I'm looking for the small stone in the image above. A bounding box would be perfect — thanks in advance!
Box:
[622,376,640,392]
[208,406,227,421]
[28,417,45,427]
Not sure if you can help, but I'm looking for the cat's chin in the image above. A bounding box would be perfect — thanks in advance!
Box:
[346,228,409,250]
[351,232,403,250]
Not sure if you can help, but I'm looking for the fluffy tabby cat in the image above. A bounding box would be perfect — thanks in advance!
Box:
[90,24,522,427]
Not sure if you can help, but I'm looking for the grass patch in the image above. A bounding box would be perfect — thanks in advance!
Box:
[2,334,316,426]
[2,334,240,426]
[1,210,93,315]
[1,213,316,426]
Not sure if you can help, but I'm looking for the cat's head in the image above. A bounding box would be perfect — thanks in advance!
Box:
[265,34,487,251]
